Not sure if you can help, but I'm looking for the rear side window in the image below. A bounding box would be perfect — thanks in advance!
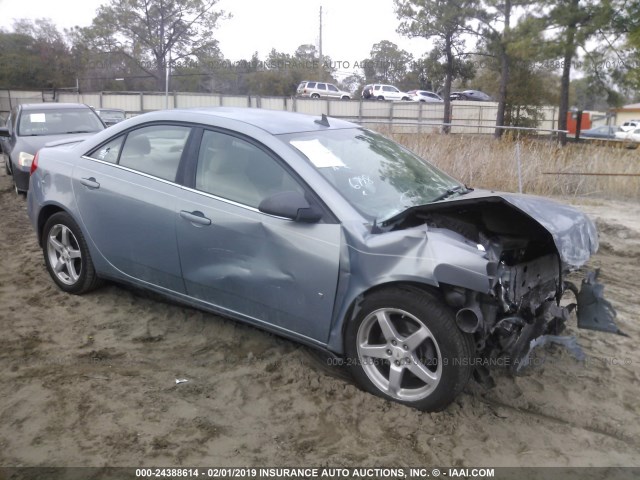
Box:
[317,83,327,90]
[89,136,124,163]
[118,125,190,182]
[306,82,316,88]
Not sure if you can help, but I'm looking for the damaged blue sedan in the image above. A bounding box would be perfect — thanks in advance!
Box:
[27,108,621,411]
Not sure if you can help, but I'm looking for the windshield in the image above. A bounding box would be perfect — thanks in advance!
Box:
[98,110,125,121]
[285,128,465,222]
[18,108,104,136]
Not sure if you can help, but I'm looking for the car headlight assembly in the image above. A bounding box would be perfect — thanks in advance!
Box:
[18,151,35,168]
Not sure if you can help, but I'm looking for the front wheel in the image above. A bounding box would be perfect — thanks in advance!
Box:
[42,212,101,294]
[345,287,474,411]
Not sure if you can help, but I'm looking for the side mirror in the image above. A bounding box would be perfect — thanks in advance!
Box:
[258,191,322,223]
[0,127,10,138]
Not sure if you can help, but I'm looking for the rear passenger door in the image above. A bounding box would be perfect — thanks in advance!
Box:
[175,129,342,342]
[73,123,193,292]
[316,83,327,98]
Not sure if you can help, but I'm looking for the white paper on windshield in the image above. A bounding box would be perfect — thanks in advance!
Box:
[30,113,46,123]
[291,139,346,168]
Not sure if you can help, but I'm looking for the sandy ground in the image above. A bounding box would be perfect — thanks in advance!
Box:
[0,169,638,468]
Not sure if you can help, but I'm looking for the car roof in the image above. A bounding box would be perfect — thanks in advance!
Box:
[20,103,92,111]
[144,107,358,135]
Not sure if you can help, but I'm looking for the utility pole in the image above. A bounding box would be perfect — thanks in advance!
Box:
[318,6,323,80]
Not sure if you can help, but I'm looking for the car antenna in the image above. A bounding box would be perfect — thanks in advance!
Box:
[315,114,330,127]
[371,218,383,234]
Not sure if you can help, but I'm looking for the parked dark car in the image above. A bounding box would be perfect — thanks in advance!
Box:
[0,103,105,193]
[450,90,493,102]
[27,107,620,411]
[94,108,126,126]
[580,125,620,139]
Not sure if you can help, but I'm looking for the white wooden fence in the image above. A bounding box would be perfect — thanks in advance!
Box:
[0,89,559,135]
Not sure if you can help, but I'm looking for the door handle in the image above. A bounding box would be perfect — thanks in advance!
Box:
[80,177,100,189]
[180,210,212,226]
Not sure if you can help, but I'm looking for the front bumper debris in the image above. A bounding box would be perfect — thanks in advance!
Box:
[576,269,626,336]
[504,269,625,374]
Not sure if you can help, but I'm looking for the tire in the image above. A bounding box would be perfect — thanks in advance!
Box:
[345,287,474,411]
[13,179,25,196]
[42,212,101,294]
[402,96,410,101]
[377,96,385,101]
[341,96,350,100]
[311,93,320,99]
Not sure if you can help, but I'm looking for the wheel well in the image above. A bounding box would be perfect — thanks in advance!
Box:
[340,281,444,339]
[37,205,65,247]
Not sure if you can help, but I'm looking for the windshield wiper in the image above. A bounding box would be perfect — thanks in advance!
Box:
[64,130,94,134]
[431,185,470,203]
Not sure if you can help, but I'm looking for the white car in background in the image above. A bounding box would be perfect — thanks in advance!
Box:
[619,120,640,132]
[362,84,411,101]
[614,127,640,142]
[407,90,444,103]
[296,81,351,100]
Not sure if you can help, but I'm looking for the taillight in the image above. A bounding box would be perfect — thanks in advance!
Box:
[30,151,39,175]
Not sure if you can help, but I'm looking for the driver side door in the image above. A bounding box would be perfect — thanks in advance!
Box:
[176,129,342,342]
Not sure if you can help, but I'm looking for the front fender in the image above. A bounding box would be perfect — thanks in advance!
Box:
[326,225,492,353]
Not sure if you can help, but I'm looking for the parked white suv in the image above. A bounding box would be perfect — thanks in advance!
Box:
[297,81,351,100]
[619,120,640,132]
[614,127,640,142]
[362,84,411,101]
[407,90,444,103]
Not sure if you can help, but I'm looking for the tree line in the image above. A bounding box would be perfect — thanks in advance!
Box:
[0,0,638,140]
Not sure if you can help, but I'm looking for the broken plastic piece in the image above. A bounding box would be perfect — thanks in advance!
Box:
[516,334,586,372]
[175,378,189,384]
[577,269,626,336]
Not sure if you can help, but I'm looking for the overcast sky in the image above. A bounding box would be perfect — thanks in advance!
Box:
[0,0,433,77]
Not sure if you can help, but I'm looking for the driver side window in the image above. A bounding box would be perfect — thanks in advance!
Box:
[195,130,303,208]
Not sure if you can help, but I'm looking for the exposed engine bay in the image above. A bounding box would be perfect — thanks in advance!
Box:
[384,195,622,378]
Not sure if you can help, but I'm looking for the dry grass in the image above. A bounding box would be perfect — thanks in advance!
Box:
[381,130,640,201]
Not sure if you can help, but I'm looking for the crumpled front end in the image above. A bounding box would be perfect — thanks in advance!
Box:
[378,191,623,375]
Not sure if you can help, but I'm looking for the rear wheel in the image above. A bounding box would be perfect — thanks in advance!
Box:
[311,93,320,99]
[345,287,474,411]
[377,96,385,101]
[42,212,101,294]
